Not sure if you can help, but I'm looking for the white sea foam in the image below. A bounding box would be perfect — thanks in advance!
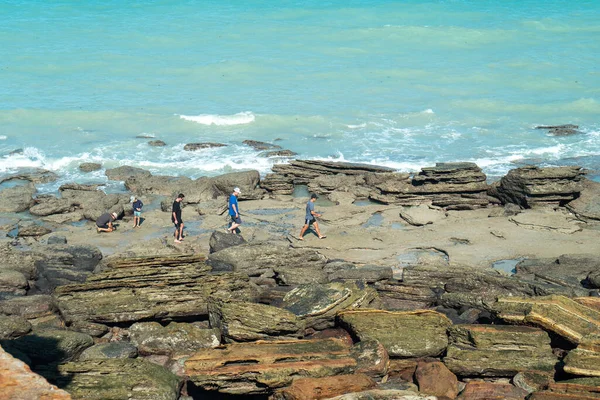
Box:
[421,109,434,114]
[0,135,7,140]
[347,123,367,129]
[179,111,256,126]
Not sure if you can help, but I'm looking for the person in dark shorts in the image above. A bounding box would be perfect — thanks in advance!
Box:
[226,187,242,234]
[131,196,143,228]
[172,193,184,243]
[96,212,118,233]
[299,193,326,240]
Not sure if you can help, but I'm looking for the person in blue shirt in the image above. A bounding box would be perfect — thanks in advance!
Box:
[227,187,242,234]
[299,193,326,240]
[131,196,143,228]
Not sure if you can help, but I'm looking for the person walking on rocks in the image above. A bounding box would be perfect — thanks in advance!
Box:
[172,193,185,243]
[299,193,326,240]
[131,195,143,228]
[227,187,242,234]
[96,212,118,233]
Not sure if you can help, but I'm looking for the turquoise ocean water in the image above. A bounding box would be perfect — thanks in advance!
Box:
[1,0,599,192]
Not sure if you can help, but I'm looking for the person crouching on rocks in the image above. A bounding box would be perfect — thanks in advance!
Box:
[97,212,118,233]
[299,193,326,240]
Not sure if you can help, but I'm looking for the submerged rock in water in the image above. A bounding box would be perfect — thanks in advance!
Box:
[183,142,227,151]
[79,162,102,172]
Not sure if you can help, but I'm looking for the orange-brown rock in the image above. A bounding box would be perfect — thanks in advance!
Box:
[415,361,459,399]
[185,338,358,395]
[388,359,418,382]
[529,378,600,400]
[457,381,528,400]
[575,296,600,312]
[269,374,376,400]
[494,295,600,344]
[0,344,71,400]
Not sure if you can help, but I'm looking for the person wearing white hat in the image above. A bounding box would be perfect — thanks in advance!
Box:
[227,187,242,234]
[96,212,118,233]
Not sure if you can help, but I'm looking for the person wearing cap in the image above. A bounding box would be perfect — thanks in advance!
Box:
[96,212,118,233]
[299,193,326,240]
[172,193,185,243]
[131,195,143,228]
[227,187,242,234]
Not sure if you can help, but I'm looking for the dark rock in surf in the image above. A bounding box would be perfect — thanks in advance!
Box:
[78,162,102,172]
[184,142,227,151]
[242,139,281,151]
[148,140,167,147]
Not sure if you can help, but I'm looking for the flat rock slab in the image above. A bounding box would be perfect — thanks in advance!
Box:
[509,209,583,234]
[338,310,452,358]
[129,321,220,355]
[323,390,437,399]
[185,338,357,395]
[40,358,181,400]
[54,254,259,324]
[282,281,380,330]
[208,299,304,342]
[457,381,529,400]
[494,295,600,344]
[398,204,446,226]
[0,344,72,400]
[444,324,556,377]
[529,377,600,400]
[270,374,376,400]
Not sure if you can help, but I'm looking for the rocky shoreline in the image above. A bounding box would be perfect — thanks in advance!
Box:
[2,159,600,399]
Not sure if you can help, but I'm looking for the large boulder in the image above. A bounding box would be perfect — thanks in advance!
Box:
[0,269,29,298]
[443,324,557,377]
[54,254,259,324]
[29,197,74,216]
[129,321,220,355]
[40,358,181,400]
[0,295,56,320]
[493,165,584,207]
[515,254,600,290]
[208,230,247,253]
[32,244,103,292]
[210,170,261,196]
[0,168,58,184]
[567,178,600,220]
[0,184,36,212]
[78,342,138,361]
[414,361,459,399]
[207,242,328,285]
[2,329,94,366]
[0,344,71,400]
[0,315,32,339]
[563,334,600,377]
[282,281,380,330]
[338,310,452,358]
[208,299,304,342]
[105,165,152,181]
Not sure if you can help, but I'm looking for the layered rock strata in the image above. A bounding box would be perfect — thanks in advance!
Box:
[54,254,259,324]
[338,310,451,358]
[494,295,600,344]
[185,338,359,395]
[492,165,585,207]
[443,324,557,377]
